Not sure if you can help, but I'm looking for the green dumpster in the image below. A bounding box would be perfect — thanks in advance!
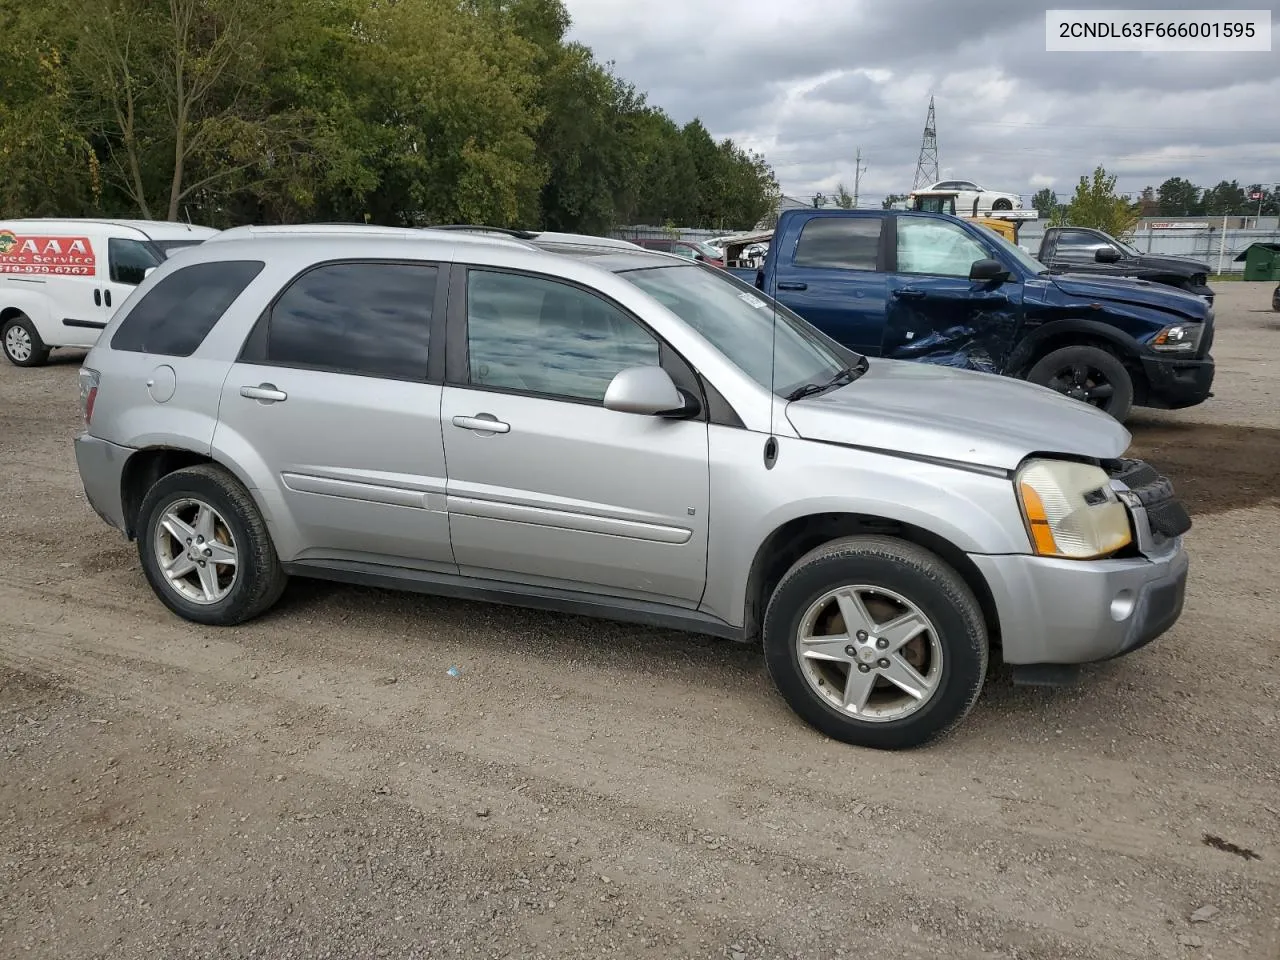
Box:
[1234,242,1280,281]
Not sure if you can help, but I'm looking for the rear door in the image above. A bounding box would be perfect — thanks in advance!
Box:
[882,214,1023,374]
[102,235,164,321]
[213,258,455,568]
[766,213,889,355]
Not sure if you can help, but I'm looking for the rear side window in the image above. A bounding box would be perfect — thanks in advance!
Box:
[110,260,264,356]
[260,262,436,380]
[108,238,163,285]
[794,218,882,271]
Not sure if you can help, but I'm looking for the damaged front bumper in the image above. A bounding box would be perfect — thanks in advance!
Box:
[1140,352,1215,409]
[969,458,1191,676]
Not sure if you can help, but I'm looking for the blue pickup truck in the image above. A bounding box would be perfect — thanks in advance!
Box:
[728,209,1215,421]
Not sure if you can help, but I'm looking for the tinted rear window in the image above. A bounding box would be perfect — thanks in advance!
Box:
[110,260,265,356]
[261,262,436,380]
[794,218,882,271]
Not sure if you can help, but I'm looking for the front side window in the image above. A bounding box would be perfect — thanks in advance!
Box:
[465,269,660,402]
[1053,230,1105,260]
[264,261,435,380]
[794,217,883,271]
[109,238,163,285]
[620,263,848,399]
[895,217,991,277]
[110,260,264,356]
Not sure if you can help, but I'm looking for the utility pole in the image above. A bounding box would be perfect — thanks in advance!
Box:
[912,96,940,191]
[853,149,866,209]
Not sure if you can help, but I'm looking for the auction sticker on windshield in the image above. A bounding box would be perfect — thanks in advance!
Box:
[0,231,97,276]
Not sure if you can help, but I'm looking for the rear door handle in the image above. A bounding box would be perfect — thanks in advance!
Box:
[894,288,926,300]
[104,290,112,308]
[452,414,510,434]
[93,289,101,306]
[240,383,288,403]
[776,282,808,291]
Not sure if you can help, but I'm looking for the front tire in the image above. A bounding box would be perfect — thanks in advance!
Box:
[1026,344,1134,421]
[137,464,287,626]
[762,536,988,750]
[2,314,51,367]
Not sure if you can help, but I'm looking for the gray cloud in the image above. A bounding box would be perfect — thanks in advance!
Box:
[563,0,1280,205]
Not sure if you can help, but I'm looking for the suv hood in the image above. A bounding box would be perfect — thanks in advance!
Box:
[1049,273,1211,320]
[785,359,1130,471]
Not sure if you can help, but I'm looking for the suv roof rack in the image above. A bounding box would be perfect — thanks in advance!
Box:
[428,224,540,240]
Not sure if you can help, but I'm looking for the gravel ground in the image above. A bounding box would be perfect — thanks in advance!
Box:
[2,282,1277,960]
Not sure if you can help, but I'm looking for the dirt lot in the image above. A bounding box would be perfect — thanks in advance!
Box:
[2,283,1277,960]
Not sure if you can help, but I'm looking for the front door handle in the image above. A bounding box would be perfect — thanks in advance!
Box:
[894,288,926,300]
[452,414,510,434]
[104,289,112,308]
[240,383,288,403]
[94,289,101,306]
[776,282,808,291]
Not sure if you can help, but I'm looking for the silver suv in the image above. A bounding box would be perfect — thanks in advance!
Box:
[73,228,1192,749]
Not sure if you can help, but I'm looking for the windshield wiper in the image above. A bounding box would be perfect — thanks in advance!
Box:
[784,357,868,401]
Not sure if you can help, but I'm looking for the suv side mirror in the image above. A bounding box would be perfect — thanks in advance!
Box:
[1095,246,1122,263]
[603,366,697,417]
[144,266,157,278]
[969,258,1010,282]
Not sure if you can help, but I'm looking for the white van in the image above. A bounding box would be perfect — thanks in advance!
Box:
[0,218,216,366]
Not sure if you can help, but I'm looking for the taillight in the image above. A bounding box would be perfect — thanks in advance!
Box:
[78,367,100,429]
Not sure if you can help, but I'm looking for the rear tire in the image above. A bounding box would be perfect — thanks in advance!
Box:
[991,198,1013,211]
[762,536,988,750]
[1027,344,1134,422]
[2,314,51,367]
[137,464,287,626]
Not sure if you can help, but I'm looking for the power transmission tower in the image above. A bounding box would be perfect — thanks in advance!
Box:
[853,149,866,208]
[912,96,939,191]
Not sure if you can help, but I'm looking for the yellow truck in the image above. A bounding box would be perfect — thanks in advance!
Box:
[907,190,1038,244]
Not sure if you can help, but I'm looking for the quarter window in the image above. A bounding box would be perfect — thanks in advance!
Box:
[264,262,436,380]
[465,270,660,402]
[895,218,991,277]
[110,260,264,356]
[794,217,883,271]
[109,238,163,285]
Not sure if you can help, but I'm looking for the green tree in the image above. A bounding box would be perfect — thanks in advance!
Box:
[833,183,855,209]
[1066,166,1139,237]
[881,193,908,209]
[1030,187,1060,220]
[1201,180,1248,217]
[1157,177,1203,216]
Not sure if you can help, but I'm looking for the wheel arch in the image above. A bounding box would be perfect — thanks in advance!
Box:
[119,445,260,540]
[741,512,1001,653]
[1008,319,1150,402]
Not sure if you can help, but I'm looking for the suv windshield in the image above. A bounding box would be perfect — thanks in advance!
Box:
[618,263,854,398]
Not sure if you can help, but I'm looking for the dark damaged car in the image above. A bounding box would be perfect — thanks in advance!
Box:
[1036,226,1215,304]
[728,209,1215,423]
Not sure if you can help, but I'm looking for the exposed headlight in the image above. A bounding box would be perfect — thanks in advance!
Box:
[1151,322,1202,353]
[1016,459,1132,559]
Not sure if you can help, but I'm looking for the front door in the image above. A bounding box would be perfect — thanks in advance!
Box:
[881,215,1023,374]
[212,259,454,569]
[766,213,888,356]
[440,265,710,606]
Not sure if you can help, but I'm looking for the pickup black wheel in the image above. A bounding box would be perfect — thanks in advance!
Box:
[137,464,287,626]
[762,536,988,750]
[2,313,51,367]
[1027,344,1134,422]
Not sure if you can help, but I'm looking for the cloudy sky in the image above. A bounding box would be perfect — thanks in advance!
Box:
[560,0,1279,207]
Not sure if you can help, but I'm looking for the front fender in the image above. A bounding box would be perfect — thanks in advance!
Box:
[700,426,1030,627]
[1007,316,1146,373]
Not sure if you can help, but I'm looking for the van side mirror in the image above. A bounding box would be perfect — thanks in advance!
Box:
[969,258,1010,282]
[603,366,698,417]
[1095,246,1122,263]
